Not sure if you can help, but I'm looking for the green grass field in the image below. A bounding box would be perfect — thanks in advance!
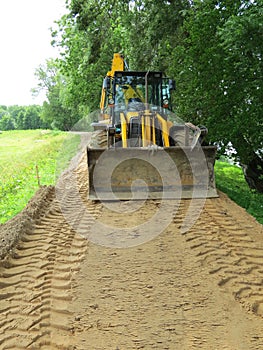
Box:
[0,130,262,225]
[0,130,80,223]
[215,160,263,224]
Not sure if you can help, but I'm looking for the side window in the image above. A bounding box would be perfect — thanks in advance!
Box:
[115,84,125,105]
[162,81,171,101]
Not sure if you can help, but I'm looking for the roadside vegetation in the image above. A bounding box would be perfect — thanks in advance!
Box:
[0,130,80,224]
[0,105,47,131]
[215,160,263,225]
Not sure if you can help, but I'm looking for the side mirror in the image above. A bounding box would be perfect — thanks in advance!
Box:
[169,79,176,91]
[103,76,111,90]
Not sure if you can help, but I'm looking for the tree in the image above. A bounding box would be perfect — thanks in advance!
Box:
[0,114,15,131]
[0,105,45,130]
[22,106,45,129]
[171,0,263,192]
[52,1,125,112]
[49,0,262,191]
[50,0,190,113]
[8,105,25,129]
[34,59,81,130]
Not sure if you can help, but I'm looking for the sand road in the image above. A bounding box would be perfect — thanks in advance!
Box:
[0,137,263,349]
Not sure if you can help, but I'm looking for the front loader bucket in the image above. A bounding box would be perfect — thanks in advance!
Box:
[87,146,218,200]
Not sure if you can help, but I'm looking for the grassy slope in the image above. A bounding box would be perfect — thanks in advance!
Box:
[215,160,263,225]
[0,130,80,224]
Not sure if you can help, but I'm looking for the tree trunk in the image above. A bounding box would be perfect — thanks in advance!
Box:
[241,153,263,193]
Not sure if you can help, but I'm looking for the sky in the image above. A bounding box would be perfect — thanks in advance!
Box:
[0,0,67,106]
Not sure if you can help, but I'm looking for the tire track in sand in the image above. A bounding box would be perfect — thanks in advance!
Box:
[179,196,263,317]
[66,191,263,349]
[0,179,88,348]
[1,134,263,349]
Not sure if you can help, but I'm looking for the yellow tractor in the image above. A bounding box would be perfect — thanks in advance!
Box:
[87,53,218,200]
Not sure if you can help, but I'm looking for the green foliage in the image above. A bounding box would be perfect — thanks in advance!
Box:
[170,0,263,191]
[215,160,263,224]
[49,0,261,149]
[47,0,189,112]
[123,0,189,71]
[0,114,15,130]
[33,0,263,191]
[52,3,120,112]
[0,130,80,223]
[171,0,262,156]
[55,131,82,177]
[0,105,47,130]
[34,59,81,130]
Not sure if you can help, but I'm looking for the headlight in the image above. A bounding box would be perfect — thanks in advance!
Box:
[163,99,169,106]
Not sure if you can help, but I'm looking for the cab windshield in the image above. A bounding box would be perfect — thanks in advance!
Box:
[113,72,163,107]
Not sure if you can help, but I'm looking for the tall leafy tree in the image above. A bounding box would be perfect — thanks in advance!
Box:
[172,0,263,192]
[34,59,81,130]
[52,0,189,110]
[123,0,189,71]
[0,114,15,131]
[52,1,128,112]
[50,0,262,191]
[0,105,45,130]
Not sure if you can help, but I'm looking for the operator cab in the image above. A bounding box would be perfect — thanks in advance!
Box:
[113,71,174,110]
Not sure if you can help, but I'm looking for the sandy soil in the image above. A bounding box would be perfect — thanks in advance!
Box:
[0,134,263,349]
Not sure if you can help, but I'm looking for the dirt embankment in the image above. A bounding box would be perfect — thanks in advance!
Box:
[0,139,263,349]
[0,185,55,259]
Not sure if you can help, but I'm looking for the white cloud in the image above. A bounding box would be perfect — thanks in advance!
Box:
[0,0,67,106]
